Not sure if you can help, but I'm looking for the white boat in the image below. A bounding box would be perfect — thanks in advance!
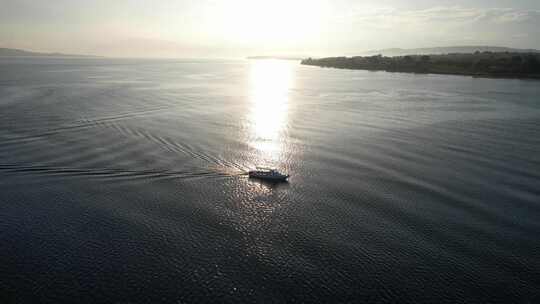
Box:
[248,167,289,181]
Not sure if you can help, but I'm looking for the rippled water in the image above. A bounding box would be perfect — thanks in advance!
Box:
[1,57,540,303]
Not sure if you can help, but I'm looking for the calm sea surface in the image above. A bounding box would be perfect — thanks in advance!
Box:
[1,57,540,303]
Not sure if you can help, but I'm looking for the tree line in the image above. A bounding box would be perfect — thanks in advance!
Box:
[301,52,540,79]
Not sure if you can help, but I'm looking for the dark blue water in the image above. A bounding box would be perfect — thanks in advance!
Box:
[1,57,540,303]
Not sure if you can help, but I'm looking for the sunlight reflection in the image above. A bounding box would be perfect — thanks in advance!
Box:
[248,60,293,163]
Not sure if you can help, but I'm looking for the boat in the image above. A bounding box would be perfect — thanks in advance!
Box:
[248,167,289,182]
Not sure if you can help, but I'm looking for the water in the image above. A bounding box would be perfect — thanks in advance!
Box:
[1,57,539,303]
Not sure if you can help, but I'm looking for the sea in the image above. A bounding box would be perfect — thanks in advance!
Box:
[1,57,539,303]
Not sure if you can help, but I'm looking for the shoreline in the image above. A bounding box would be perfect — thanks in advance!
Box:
[302,64,540,80]
[301,53,540,80]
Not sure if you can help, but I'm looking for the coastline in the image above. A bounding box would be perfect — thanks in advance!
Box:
[301,53,540,80]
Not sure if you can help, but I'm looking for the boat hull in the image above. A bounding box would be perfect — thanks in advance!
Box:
[248,171,289,181]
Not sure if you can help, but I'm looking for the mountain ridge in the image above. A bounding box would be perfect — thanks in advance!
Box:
[0,48,99,57]
[361,46,540,57]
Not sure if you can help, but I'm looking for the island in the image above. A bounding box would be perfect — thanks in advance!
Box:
[301,52,540,79]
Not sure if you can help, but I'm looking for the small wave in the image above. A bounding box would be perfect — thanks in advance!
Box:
[78,118,247,174]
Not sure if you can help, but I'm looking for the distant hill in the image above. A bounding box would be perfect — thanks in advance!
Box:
[362,46,540,57]
[0,48,98,57]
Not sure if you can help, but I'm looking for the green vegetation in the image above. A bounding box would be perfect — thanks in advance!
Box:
[301,52,540,79]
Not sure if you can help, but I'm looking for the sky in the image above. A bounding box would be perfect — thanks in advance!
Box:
[1,0,539,58]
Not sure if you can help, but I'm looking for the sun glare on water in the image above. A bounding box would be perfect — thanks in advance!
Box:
[248,60,294,162]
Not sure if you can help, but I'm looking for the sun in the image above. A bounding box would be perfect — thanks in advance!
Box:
[207,0,326,48]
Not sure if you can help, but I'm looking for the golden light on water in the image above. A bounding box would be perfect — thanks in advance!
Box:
[247,60,293,162]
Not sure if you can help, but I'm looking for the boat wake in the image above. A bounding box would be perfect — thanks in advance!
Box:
[1,110,249,180]
[0,163,242,181]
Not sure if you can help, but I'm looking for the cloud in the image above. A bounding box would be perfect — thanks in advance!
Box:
[2,2,540,56]
[489,9,540,23]
[324,6,540,52]
[345,6,540,28]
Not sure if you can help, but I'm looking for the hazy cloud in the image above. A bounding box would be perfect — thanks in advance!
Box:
[325,6,540,52]
[1,1,539,57]
[347,6,540,27]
